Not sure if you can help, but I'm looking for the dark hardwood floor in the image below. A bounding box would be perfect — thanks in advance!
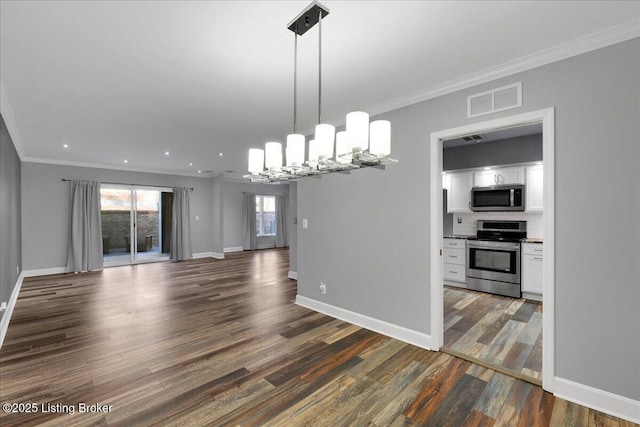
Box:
[443,286,543,384]
[0,249,635,426]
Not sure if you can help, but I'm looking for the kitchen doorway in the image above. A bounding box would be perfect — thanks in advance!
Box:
[429,108,555,392]
[100,185,173,266]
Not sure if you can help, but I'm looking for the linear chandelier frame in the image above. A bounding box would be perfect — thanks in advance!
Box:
[244,1,396,184]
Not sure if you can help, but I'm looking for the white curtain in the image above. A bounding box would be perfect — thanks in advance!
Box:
[66,180,103,272]
[170,187,192,261]
[242,192,256,250]
[275,195,288,248]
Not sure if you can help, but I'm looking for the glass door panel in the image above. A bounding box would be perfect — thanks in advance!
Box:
[101,186,171,266]
[100,188,133,265]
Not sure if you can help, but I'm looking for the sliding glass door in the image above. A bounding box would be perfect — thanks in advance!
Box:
[100,186,172,266]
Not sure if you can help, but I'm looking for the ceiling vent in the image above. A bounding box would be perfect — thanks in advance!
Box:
[467,82,522,118]
[462,134,483,141]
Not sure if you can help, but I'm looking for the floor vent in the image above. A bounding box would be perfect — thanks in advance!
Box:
[467,82,522,118]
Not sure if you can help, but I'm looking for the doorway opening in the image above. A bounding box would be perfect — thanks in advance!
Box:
[100,186,173,266]
[429,108,555,392]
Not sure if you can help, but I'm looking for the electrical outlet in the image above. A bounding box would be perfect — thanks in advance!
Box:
[319,282,327,295]
[302,219,309,229]
[0,302,7,311]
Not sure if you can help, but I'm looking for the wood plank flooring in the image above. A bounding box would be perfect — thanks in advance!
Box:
[0,249,636,426]
[443,286,543,384]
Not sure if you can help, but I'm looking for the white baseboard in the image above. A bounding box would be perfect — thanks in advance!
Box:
[224,247,243,253]
[0,272,25,349]
[522,292,542,302]
[22,267,67,277]
[554,377,640,424]
[257,243,275,250]
[288,271,298,280]
[192,252,225,260]
[295,295,434,351]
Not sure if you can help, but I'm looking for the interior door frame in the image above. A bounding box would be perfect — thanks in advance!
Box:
[429,107,555,392]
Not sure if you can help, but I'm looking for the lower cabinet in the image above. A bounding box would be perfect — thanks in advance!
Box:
[521,243,543,295]
[443,238,466,286]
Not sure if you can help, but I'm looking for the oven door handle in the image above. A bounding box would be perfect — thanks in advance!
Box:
[510,188,515,206]
[467,241,521,250]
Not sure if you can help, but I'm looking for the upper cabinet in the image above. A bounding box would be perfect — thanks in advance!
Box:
[525,165,544,212]
[474,166,524,187]
[445,163,543,213]
[447,171,473,213]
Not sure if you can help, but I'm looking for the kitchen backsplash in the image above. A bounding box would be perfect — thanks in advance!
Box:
[452,212,543,238]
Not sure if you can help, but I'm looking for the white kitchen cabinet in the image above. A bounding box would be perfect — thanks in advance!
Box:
[525,165,544,212]
[443,238,466,286]
[447,172,473,212]
[474,166,524,187]
[522,243,543,295]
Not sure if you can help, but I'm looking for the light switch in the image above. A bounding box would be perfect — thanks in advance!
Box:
[302,218,308,229]
[195,215,200,221]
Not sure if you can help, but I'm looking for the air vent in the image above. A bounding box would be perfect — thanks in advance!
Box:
[467,82,522,118]
[462,135,483,141]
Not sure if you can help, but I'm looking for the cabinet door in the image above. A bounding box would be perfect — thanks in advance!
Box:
[526,166,544,212]
[448,172,473,212]
[496,166,525,184]
[522,254,543,294]
[474,170,498,187]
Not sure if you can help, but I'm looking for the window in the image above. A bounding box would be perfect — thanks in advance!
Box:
[256,195,276,236]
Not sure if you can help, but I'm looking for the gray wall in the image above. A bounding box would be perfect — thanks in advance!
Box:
[288,181,298,274]
[21,162,217,270]
[211,174,224,254]
[297,39,640,400]
[443,133,542,171]
[222,181,289,250]
[0,114,22,311]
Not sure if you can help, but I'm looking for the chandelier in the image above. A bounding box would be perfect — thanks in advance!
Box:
[244,1,396,184]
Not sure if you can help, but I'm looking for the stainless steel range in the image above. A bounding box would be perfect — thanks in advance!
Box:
[466,220,526,298]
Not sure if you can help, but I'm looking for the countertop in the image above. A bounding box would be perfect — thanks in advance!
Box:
[444,235,543,244]
[521,238,543,244]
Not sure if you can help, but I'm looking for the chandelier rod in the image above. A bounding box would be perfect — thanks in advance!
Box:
[318,9,322,124]
[293,32,298,133]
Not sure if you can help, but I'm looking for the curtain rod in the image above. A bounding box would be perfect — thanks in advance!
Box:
[61,179,193,191]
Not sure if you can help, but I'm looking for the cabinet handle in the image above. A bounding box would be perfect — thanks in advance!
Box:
[534,256,543,260]
[534,249,542,252]
[449,271,457,274]
[450,255,458,258]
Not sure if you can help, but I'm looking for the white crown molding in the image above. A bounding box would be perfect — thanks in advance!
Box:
[554,377,640,424]
[21,156,218,179]
[308,20,640,131]
[0,84,26,160]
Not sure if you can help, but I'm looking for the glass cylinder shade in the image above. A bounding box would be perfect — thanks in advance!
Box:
[315,124,335,160]
[286,134,305,167]
[248,148,264,174]
[308,139,319,164]
[369,120,391,157]
[346,111,369,152]
[335,131,350,164]
[265,142,283,171]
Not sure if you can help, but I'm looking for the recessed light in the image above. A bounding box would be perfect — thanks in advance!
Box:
[124,160,129,163]
[164,151,170,156]
[189,162,193,166]
[484,167,491,170]
[219,152,223,157]
[197,170,201,174]
[63,144,69,148]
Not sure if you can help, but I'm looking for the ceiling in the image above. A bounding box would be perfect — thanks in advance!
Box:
[1,1,638,180]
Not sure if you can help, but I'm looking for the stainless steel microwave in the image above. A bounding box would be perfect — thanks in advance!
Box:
[470,185,525,211]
